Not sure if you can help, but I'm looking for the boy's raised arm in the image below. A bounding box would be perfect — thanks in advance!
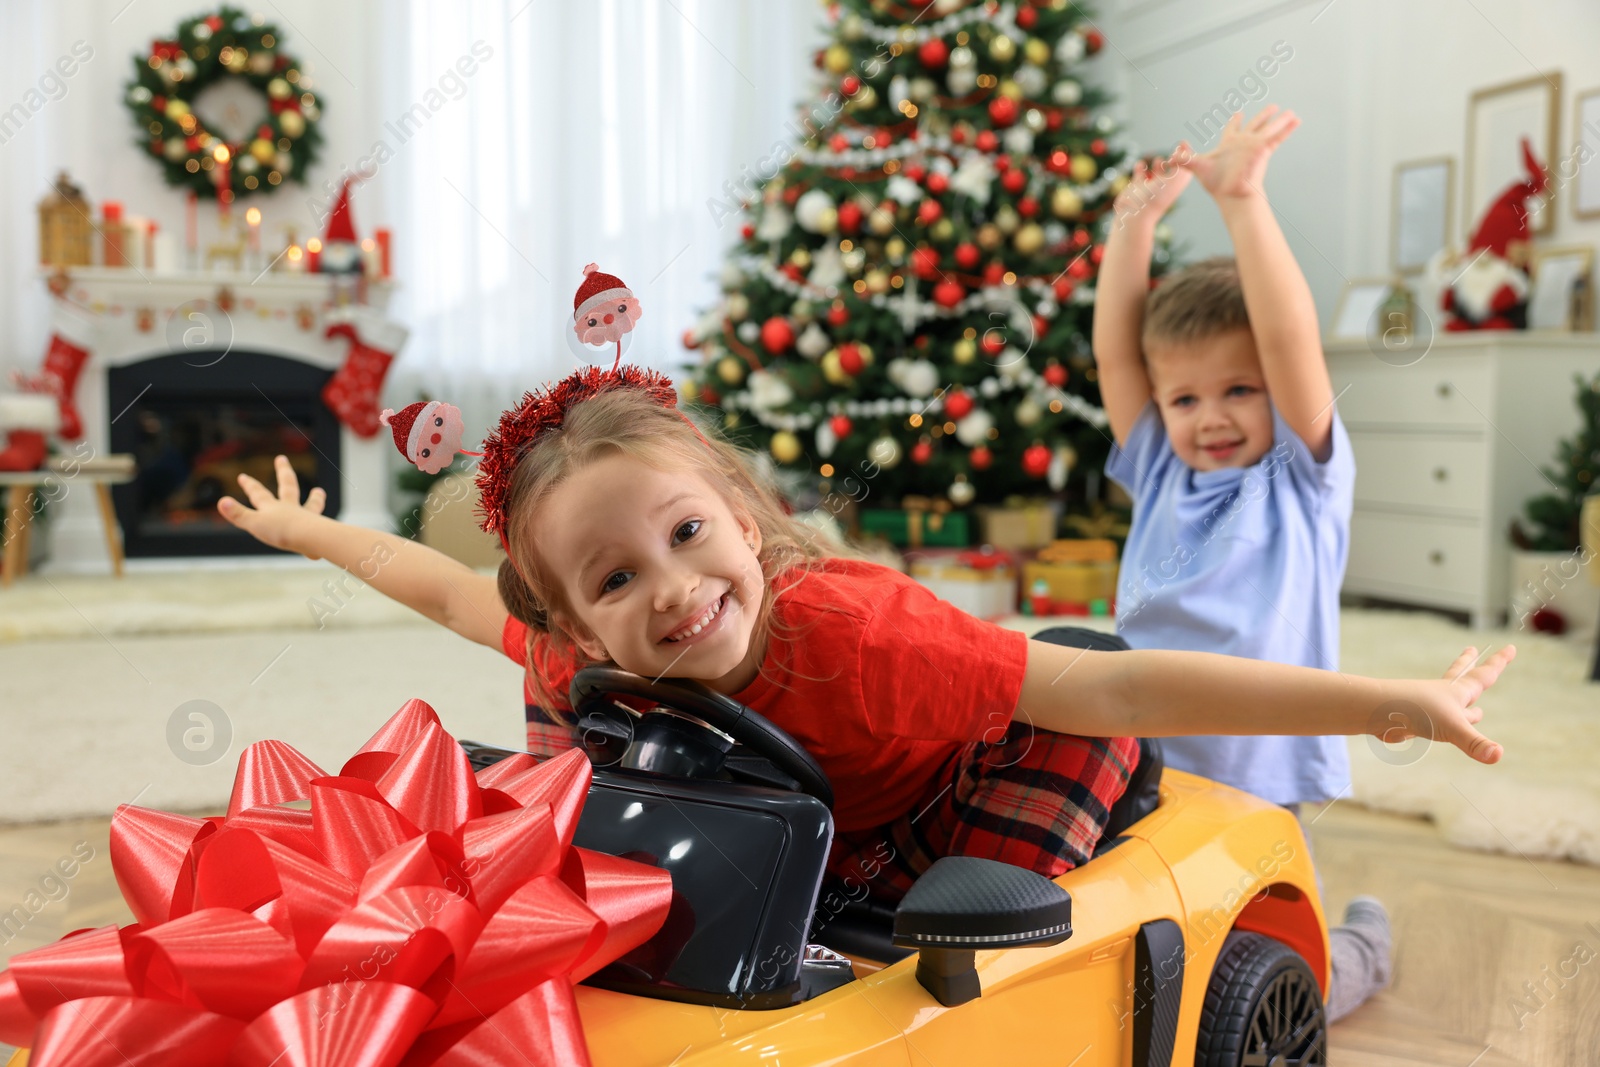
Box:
[1182,107,1335,460]
[1092,155,1190,446]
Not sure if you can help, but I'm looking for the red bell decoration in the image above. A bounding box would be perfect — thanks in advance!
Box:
[970,445,994,471]
[911,439,933,464]
[838,342,866,375]
[912,246,941,280]
[1022,442,1052,477]
[1043,362,1068,387]
[827,300,850,327]
[932,278,966,308]
[954,243,980,269]
[988,97,1019,128]
[918,37,950,69]
[926,171,950,195]
[944,389,975,420]
[830,414,854,438]
[760,316,796,355]
[917,199,943,225]
[1001,169,1027,195]
[837,200,863,235]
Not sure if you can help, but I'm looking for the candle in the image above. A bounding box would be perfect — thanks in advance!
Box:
[285,243,305,272]
[213,145,232,221]
[361,237,380,278]
[101,201,128,268]
[305,237,322,273]
[245,207,261,251]
[185,190,198,269]
[374,228,391,279]
[145,221,158,271]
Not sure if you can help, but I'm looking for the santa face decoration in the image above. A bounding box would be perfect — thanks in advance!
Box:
[380,400,468,475]
[571,263,642,350]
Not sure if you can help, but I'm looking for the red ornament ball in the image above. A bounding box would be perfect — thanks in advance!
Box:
[995,154,1012,174]
[1090,138,1108,156]
[918,37,950,69]
[782,185,801,205]
[933,278,966,307]
[903,163,926,183]
[970,446,994,471]
[837,200,863,234]
[1001,169,1027,194]
[740,223,755,240]
[682,328,700,350]
[954,243,980,269]
[782,263,805,282]
[975,130,999,152]
[830,133,849,152]
[1053,277,1076,300]
[830,414,854,439]
[926,171,950,195]
[989,98,1019,128]
[1043,363,1068,387]
[911,440,933,465]
[983,261,1007,286]
[980,333,1006,356]
[912,246,941,280]
[1046,109,1064,132]
[944,389,975,420]
[1090,244,1106,265]
[700,386,720,407]
[1022,443,1051,478]
[838,343,866,376]
[1017,6,1038,29]
[827,301,850,327]
[1073,228,1091,247]
[1032,315,1049,339]
[1019,195,1039,218]
[841,75,861,97]
[760,316,796,355]
[1067,257,1093,280]
[917,199,943,225]
[1083,29,1105,55]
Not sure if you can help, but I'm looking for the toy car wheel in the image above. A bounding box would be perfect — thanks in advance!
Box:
[1195,931,1327,1067]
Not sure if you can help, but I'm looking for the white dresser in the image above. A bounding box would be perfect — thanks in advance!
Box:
[1325,334,1600,628]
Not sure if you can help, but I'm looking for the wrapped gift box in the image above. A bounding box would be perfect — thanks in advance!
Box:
[975,496,1062,551]
[1021,538,1119,608]
[859,496,971,548]
[908,546,1018,620]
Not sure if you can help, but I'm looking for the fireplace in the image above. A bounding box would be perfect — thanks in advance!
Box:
[107,350,344,557]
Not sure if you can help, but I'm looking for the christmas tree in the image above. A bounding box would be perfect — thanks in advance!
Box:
[682,0,1173,512]
[1515,371,1600,552]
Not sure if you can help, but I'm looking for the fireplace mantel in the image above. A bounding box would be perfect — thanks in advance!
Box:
[42,268,398,572]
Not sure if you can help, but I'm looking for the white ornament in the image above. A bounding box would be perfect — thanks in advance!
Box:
[1155,223,1173,241]
[737,321,760,343]
[874,398,892,416]
[1047,445,1074,491]
[1052,79,1083,106]
[1043,222,1068,246]
[1015,64,1048,97]
[892,398,910,414]
[947,67,978,96]
[899,358,940,398]
[795,188,838,234]
[1003,126,1036,156]
[979,377,1002,398]
[796,323,830,360]
[867,435,903,469]
[1037,297,1059,317]
[934,0,963,13]
[809,244,847,290]
[756,202,793,242]
[841,247,867,274]
[948,476,976,506]
[1056,33,1087,64]
[815,420,838,459]
[720,262,746,290]
[998,354,1029,382]
[949,153,997,204]
[909,77,937,102]
[949,45,975,69]
[747,370,794,411]
[725,292,750,321]
[954,408,993,446]
[889,75,910,111]
[885,174,924,205]
[1015,397,1042,426]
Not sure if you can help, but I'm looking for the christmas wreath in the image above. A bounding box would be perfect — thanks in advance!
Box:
[123,6,323,203]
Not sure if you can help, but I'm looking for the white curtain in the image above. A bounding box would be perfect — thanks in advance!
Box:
[375,0,823,439]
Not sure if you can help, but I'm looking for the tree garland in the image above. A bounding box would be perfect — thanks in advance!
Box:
[123,6,323,203]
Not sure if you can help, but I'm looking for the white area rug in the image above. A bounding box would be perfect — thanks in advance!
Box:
[2,566,1596,869]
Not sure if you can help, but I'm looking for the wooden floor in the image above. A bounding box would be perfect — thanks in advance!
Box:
[1,803,1597,1065]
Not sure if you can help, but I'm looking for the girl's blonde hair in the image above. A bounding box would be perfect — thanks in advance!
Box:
[495,386,868,710]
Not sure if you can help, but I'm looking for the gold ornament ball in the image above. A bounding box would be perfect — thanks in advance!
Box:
[868,206,897,235]
[953,337,977,364]
[840,13,865,40]
[865,269,890,294]
[824,44,852,74]
[717,356,747,385]
[1013,222,1045,255]
[789,247,813,270]
[267,77,292,100]
[995,204,1021,235]
[679,378,701,403]
[1070,154,1098,183]
[998,79,1023,101]
[814,206,838,234]
[724,412,741,430]
[856,342,875,364]
[1059,443,1078,470]
[1024,38,1051,65]
[852,84,878,110]
[1110,174,1130,196]
[278,110,305,139]
[1051,186,1084,219]
[725,292,750,321]
[1015,397,1042,426]
[225,47,249,72]
[930,218,955,242]
[821,350,848,384]
[250,138,276,164]
[1024,107,1046,133]
[885,236,907,261]
[988,34,1016,63]
[976,222,1003,250]
[770,431,803,464]
[166,100,191,119]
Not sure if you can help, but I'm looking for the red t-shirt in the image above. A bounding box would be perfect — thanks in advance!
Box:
[500,557,1031,832]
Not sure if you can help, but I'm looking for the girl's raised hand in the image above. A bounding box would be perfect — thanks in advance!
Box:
[216,454,327,557]
[1375,645,1516,766]
[1180,105,1299,201]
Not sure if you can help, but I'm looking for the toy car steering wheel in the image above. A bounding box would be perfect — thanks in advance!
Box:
[570,666,834,809]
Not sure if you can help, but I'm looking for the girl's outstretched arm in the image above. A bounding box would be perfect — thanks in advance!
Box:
[219,454,509,650]
[1016,640,1513,765]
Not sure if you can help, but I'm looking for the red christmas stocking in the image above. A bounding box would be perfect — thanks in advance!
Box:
[12,310,92,441]
[322,307,410,438]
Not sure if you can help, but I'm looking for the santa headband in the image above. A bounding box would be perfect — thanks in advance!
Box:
[378,263,705,552]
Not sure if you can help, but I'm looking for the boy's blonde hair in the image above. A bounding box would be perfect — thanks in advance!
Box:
[495,386,866,710]
[1141,256,1252,354]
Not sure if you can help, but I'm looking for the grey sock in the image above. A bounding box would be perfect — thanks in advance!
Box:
[1325,895,1393,1023]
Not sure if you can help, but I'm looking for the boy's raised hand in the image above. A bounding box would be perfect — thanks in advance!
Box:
[1112,147,1193,225]
[1180,105,1299,201]
[216,454,327,557]
[1377,645,1516,766]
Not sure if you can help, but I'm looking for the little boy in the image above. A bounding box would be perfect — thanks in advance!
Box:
[1092,106,1388,1021]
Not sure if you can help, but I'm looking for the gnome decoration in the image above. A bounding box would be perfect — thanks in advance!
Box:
[379,400,469,475]
[572,263,642,361]
[1434,137,1549,332]
[319,178,364,275]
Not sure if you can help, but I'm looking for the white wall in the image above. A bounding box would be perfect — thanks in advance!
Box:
[1099,0,1600,326]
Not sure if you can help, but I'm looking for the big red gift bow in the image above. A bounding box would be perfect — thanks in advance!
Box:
[0,699,673,1066]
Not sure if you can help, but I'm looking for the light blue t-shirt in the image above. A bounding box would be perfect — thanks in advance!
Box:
[1105,400,1355,805]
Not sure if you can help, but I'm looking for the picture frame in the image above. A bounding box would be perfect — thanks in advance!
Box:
[1391,157,1454,274]
[1464,72,1562,240]
[1527,245,1594,331]
[1327,278,1393,342]
[1574,88,1600,220]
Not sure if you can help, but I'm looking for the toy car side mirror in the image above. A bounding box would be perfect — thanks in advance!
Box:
[891,856,1073,1007]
